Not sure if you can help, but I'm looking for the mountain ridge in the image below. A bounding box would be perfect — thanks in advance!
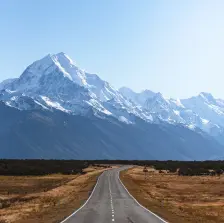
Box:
[0,52,224,160]
[1,52,224,134]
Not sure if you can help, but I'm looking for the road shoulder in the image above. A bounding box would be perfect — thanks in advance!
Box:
[120,167,184,223]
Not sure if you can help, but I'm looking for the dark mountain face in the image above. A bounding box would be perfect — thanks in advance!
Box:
[0,102,222,160]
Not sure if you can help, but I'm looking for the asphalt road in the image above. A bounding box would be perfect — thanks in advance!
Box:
[61,167,167,223]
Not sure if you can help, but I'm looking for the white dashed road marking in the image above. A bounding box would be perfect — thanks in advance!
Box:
[108,172,115,222]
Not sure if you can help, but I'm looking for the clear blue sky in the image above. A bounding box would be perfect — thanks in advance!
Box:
[1,0,224,98]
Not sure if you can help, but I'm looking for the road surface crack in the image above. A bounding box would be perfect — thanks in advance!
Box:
[127,217,135,223]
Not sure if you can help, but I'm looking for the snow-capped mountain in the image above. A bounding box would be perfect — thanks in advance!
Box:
[0,53,154,123]
[1,52,224,142]
[119,87,155,105]
[1,52,224,160]
[181,92,224,127]
[119,87,224,140]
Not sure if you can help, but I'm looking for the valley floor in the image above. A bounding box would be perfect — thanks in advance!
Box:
[0,166,109,223]
[120,167,224,223]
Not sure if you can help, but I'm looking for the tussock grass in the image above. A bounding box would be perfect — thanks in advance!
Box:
[0,166,111,223]
[121,166,224,223]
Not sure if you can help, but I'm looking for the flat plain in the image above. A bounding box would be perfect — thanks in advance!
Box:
[120,166,224,223]
[0,166,108,223]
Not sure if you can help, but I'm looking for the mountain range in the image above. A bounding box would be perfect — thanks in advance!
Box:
[0,52,224,160]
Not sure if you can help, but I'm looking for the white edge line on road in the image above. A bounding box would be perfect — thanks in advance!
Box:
[60,171,104,223]
[118,169,168,223]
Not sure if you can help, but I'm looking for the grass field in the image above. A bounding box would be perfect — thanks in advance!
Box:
[120,166,224,223]
[0,166,109,223]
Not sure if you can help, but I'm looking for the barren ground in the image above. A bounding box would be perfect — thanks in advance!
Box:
[120,166,224,223]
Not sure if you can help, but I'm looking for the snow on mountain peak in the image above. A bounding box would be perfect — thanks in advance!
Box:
[144,92,170,111]
[2,52,224,141]
[170,98,185,108]
[199,92,215,103]
[52,53,87,86]
[151,92,169,104]
[140,89,155,98]
[11,53,88,90]
[55,52,75,65]
[1,53,152,123]
[119,87,156,106]
[199,92,213,98]
[119,87,135,95]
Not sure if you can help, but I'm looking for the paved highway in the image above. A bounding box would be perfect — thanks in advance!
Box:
[61,167,167,223]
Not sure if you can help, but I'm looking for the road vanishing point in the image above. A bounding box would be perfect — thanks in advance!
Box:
[61,167,167,223]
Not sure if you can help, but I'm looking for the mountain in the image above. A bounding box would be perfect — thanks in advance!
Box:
[0,53,153,123]
[119,87,155,106]
[0,102,222,160]
[181,92,224,127]
[0,52,224,160]
[0,78,17,90]
[119,88,224,141]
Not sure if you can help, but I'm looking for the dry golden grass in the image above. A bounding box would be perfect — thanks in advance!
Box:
[120,167,224,223]
[0,165,111,223]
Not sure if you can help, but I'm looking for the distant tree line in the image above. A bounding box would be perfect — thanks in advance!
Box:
[0,160,89,176]
[0,159,223,176]
[88,160,224,176]
[177,167,223,176]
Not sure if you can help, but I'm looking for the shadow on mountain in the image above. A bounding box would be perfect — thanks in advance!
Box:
[0,102,223,160]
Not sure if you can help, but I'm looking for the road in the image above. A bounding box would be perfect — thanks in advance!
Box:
[61,167,167,223]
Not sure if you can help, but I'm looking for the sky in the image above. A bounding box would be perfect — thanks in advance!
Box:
[1,0,224,99]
